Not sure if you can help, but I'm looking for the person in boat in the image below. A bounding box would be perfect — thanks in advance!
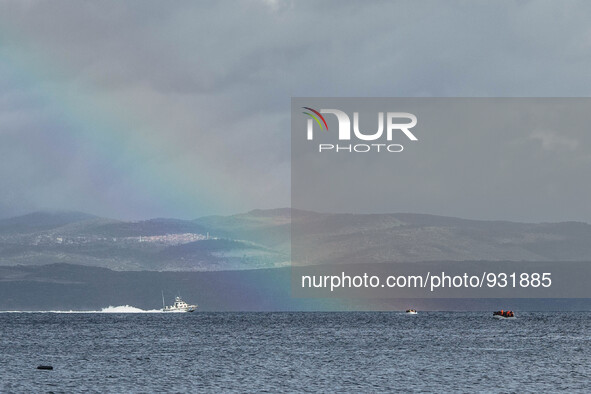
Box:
[493,309,514,317]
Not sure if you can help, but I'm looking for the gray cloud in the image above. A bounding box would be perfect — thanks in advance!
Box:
[292,98,591,223]
[1,0,591,220]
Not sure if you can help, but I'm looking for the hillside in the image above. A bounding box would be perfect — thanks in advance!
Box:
[1,209,591,271]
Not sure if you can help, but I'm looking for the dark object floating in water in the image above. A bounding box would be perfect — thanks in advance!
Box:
[493,310,515,318]
[37,365,53,370]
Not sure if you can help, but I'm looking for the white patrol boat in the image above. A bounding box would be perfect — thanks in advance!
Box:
[162,293,197,313]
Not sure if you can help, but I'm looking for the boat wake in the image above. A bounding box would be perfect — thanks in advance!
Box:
[96,305,163,313]
[1,305,163,313]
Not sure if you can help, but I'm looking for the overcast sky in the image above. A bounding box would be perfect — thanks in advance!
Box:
[1,1,591,221]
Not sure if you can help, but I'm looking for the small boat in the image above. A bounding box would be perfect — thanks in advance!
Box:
[405,309,417,315]
[493,310,515,319]
[162,293,197,313]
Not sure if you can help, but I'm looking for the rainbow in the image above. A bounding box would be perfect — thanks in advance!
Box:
[0,26,249,219]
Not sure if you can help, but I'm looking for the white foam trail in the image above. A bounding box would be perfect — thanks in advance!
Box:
[0,305,163,313]
[98,305,162,313]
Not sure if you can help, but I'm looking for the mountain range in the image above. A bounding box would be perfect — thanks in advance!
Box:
[1,209,591,271]
[1,209,591,310]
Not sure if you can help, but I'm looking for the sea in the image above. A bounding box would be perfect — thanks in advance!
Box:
[0,310,589,393]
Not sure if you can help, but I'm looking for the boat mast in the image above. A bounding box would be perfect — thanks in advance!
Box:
[161,290,165,309]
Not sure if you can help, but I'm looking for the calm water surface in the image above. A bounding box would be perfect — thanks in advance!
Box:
[1,312,590,392]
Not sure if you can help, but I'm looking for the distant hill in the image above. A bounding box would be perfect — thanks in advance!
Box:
[1,209,591,271]
[0,211,98,234]
[88,218,209,237]
[194,208,292,252]
[0,210,289,271]
[199,209,591,265]
[313,213,590,263]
